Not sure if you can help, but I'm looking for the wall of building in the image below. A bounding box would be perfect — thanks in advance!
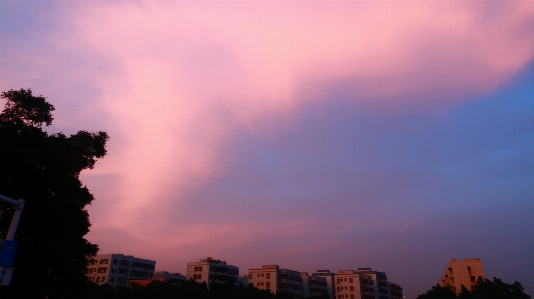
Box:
[438,258,485,294]
[186,258,239,288]
[86,253,156,287]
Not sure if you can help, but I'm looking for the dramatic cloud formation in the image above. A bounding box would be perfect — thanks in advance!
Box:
[1,1,534,297]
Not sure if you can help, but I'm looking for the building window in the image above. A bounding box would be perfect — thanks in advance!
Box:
[351,295,354,299]
[113,259,117,264]
[194,267,202,271]
[110,277,114,283]
[349,278,353,283]
[350,286,354,291]
[249,274,253,279]
[266,282,271,289]
[266,273,270,279]
[98,268,107,273]
[257,274,260,277]
[261,282,264,286]
[100,259,109,264]
[261,273,264,277]
[344,278,347,282]
[257,282,260,286]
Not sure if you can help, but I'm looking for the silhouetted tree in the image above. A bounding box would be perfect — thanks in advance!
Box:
[416,284,458,299]
[417,277,531,299]
[0,89,109,299]
[471,277,530,299]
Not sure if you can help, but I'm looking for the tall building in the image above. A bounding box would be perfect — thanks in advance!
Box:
[186,257,239,287]
[312,270,336,299]
[438,258,485,294]
[248,265,304,298]
[86,253,156,287]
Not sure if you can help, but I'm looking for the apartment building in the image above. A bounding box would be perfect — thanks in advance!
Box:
[335,270,376,299]
[438,258,485,294]
[313,270,336,299]
[248,265,304,298]
[301,272,328,298]
[86,253,156,287]
[334,268,402,299]
[354,268,390,299]
[186,258,239,287]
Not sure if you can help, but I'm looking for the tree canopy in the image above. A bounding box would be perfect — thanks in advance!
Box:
[417,277,531,299]
[0,89,109,299]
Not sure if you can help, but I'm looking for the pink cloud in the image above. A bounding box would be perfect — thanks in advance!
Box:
[70,0,534,253]
[3,0,534,270]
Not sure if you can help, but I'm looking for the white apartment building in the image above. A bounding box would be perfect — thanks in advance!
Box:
[86,253,156,287]
[334,268,402,299]
[186,258,239,287]
[335,270,376,299]
[313,269,336,299]
[438,258,485,294]
[248,265,304,298]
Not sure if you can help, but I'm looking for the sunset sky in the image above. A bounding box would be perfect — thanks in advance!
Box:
[1,0,534,297]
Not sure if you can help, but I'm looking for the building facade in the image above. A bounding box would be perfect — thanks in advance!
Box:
[354,268,390,299]
[301,272,328,298]
[438,258,485,294]
[86,253,156,287]
[313,269,336,299]
[334,268,402,299]
[248,265,304,298]
[388,282,403,299]
[335,270,376,299]
[186,258,239,288]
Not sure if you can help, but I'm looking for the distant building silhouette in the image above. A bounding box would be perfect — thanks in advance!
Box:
[129,270,186,286]
[86,253,156,286]
[438,258,485,294]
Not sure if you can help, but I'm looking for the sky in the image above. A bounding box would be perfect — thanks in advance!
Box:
[1,0,534,297]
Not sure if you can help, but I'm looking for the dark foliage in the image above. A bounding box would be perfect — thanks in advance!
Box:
[0,89,108,298]
[82,279,313,299]
[417,284,458,299]
[417,277,531,299]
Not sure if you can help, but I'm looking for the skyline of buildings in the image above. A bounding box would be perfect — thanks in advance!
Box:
[86,254,413,299]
